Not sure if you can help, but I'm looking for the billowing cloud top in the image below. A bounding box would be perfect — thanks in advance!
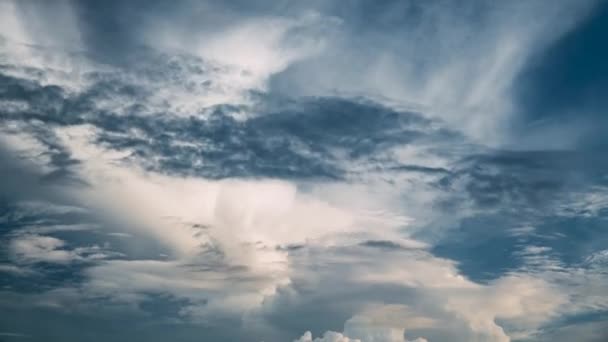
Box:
[1,1,608,341]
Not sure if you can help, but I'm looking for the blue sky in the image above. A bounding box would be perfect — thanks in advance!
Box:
[0,1,607,341]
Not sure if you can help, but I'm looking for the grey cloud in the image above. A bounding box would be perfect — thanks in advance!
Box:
[1,47,461,181]
[438,150,608,211]
[359,240,408,251]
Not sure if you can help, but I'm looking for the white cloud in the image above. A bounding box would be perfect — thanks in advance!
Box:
[150,8,340,90]
[10,235,78,264]
[82,258,285,317]
[0,0,91,93]
[1,3,338,118]
[295,331,360,342]
[557,186,608,218]
[0,199,88,221]
[9,234,115,265]
[343,313,429,342]
[296,321,429,342]
[585,249,608,268]
[19,224,99,235]
[55,123,415,254]
[194,13,337,83]
[0,0,81,48]
[268,241,571,342]
[107,232,132,238]
[45,124,419,316]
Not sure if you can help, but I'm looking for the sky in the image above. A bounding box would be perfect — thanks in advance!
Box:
[0,1,607,341]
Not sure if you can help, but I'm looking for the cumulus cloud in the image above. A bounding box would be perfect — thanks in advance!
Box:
[295,331,360,342]
[262,240,573,342]
[295,322,429,342]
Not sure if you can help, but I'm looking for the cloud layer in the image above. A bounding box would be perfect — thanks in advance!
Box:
[1,1,607,342]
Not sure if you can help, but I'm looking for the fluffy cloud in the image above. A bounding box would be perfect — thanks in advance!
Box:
[295,325,428,342]
[295,331,360,342]
[262,241,571,342]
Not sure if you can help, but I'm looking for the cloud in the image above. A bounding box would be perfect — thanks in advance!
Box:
[269,0,596,144]
[0,264,34,276]
[7,229,120,270]
[295,331,360,342]
[9,235,77,264]
[295,315,431,342]
[0,0,81,48]
[3,61,604,340]
[31,122,423,318]
[81,258,285,317]
[49,118,431,253]
[259,239,580,342]
[2,68,607,341]
[338,305,431,342]
[536,320,608,342]
[1,0,599,146]
[1,2,608,341]
[155,12,340,86]
[8,234,117,265]
[0,332,30,338]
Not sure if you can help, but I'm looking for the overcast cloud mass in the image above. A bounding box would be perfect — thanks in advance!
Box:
[1,1,608,341]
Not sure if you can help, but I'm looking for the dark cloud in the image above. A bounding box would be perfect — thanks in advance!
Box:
[359,240,407,250]
[92,95,452,180]
[0,300,251,342]
[439,150,608,210]
[429,149,608,282]
[1,48,456,180]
